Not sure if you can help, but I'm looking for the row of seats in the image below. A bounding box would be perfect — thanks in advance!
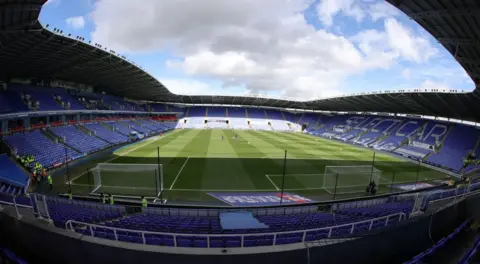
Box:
[3,120,175,171]
[20,179,473,249]
[459,234,480,264]
[50,125,111,154]
[71,210,404,248]
[3,130,81,169]
[82,123,128,145]
[336,200,414,218]
[0,154,29,189]
[0,183,23,196]
[404,220,470,264]
[1,85,182,114]
[306,115,480,173]
[47,197,126,228]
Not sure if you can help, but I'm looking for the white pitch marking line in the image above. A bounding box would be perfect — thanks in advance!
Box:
[68,130,178,184]
[169,157,190,190]
[265,175,280,191]
[267,173,323,177]
[169,187,325,192]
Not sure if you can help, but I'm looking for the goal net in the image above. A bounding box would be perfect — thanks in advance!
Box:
[90,163,163,197]
[323,165,383,195]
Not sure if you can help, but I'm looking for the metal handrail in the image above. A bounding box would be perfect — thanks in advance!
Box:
[65,212,405,248]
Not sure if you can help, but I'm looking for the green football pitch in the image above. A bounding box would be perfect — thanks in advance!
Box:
[57,129,449,203]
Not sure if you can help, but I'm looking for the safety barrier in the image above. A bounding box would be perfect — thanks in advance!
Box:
[65,212,405,248]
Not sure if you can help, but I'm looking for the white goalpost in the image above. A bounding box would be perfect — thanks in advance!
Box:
[90,163,163,197]
[323,165,385,195]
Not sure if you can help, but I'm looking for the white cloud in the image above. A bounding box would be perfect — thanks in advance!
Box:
[65,16,85,30]
[90,0,443,99]
[316,1,399,27]
[317,0,365,26]
[369,2,400,21]
[351,18,438,64]
[384,18,438,63]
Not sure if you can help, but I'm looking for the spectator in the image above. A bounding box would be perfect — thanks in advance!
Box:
[141,196,147,208]
[448,178,455,187]
[47,174,53,190]
[109,194,114,205]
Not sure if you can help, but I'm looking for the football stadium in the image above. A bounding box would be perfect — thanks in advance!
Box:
[1,1,480,263]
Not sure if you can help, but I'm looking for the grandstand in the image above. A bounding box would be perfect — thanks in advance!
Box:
[0,1,480,264]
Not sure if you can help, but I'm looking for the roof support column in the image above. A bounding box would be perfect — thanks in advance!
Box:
[454,42,460,59]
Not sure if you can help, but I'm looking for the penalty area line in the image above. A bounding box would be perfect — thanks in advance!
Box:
[265,175,280,191]
[169,157,190,190]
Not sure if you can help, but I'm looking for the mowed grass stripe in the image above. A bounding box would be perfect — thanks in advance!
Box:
[111,129,188,159]
[293,132,400,161]
[62,129,450,201]
[244,130,328,190]
[273,131,397,162]
[161,129,206,187]
[253,130,341,160]
[223,130,283,190]
[198,130,255,190]
[245,130,325,172]
[267,131,373,160]
[263,131,353,160]
[236,130,288,158]
[171,129,213,189]
[110,129,197,189]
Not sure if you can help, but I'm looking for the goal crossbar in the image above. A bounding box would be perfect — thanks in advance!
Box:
[323,165,383,195]
[90,163,163,197]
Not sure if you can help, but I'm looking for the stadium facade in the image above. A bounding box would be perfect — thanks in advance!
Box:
[0,0,480,263]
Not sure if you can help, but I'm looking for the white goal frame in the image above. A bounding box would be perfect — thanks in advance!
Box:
[323,165,383,195]
[90,163,163,197]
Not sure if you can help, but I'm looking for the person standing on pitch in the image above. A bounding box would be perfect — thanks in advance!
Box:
[109,194,114,205]
[47,174,53,190]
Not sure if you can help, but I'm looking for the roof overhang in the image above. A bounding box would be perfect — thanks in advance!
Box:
[0,1,479,121]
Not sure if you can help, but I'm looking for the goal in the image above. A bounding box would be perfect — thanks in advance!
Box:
[90,163,163,197]
[323,165,383,195]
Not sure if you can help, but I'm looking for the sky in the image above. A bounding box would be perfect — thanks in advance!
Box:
[40,0,474,101]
